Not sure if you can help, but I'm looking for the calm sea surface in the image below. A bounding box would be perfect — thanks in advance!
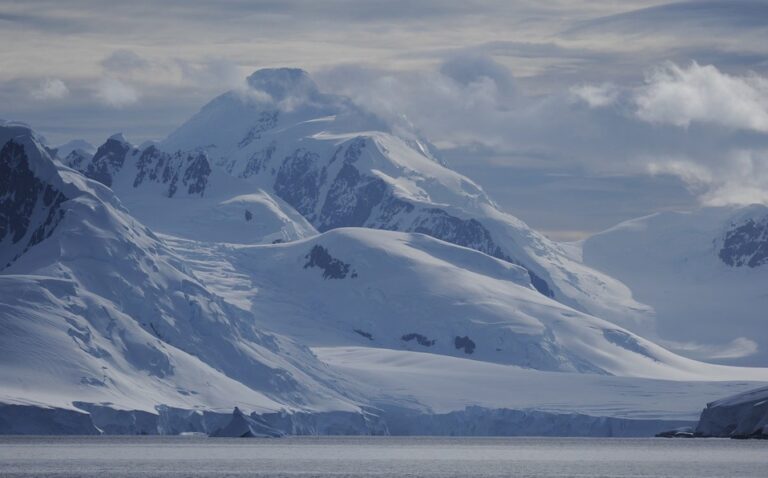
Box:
[0,436,765,477]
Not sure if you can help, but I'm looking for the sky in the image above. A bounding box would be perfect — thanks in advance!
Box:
[2,0,768,239]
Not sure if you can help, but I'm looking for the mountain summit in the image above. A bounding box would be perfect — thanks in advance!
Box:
[159,68,651,331]
[246,68,321,102]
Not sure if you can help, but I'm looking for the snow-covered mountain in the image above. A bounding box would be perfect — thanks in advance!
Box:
[63,133,316,244]
[53,138,95,161]
[0,125,362,422]
[158,68,651,330]
[4,73,768,436]
[162,225,768,381]
[579,206,768,366]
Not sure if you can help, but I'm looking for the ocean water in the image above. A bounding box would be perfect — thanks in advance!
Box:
[0,436,765,477]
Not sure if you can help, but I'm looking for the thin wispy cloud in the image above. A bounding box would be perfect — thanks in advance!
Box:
[30,78,69,100]
[95,78,139,108]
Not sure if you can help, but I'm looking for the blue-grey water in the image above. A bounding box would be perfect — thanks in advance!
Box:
[0,436,765,477]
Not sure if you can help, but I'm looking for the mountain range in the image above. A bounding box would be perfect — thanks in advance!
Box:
[1,69,767,436]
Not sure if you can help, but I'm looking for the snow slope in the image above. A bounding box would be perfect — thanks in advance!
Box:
[0,125,361,417]
[164,227,768,382]
[64,133,316,244]
[159,68,651,329]
[579,206,768,366]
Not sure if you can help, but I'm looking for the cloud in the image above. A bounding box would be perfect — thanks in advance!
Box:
[30,78,69,100]
[101,49,150,74]
[660,337,759,361]
[439,53,516,100]
[635,62,768,132]
[567,1,768,38]
[316,54,521,149]
[95,78,139,107]
[175,58,245,90]
[570,83,618,108]
[318,58,768,210]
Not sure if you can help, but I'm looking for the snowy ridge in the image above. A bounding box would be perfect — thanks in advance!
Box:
[65,134,316,244]
[0,125,362,418]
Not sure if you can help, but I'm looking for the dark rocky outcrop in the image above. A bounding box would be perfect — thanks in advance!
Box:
[0,140,68,270]
[719,216,768,268]
[354,329,374,340]
[303,245,357,279]
[274,148,327,219]
[84,135,131,187]
[401,333,435,347]
[454,336,476,354]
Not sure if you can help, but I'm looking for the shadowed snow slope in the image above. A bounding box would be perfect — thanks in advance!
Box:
[580,206,768,366]
[159,68,651,331]
[0,125,360,415]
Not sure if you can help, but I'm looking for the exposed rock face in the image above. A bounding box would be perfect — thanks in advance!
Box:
[0,139,68,270]
[274,148,326,219]
[454,336,476,354]
[695,385,768,438]
[85,135,131,187]
[81,141,214,198]
[719,215,768,268]
[304,245,357,279]
[402,333,435,347]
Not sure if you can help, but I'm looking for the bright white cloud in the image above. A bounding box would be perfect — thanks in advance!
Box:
[698,149,768,207]
[95,78,139,107]
[31,78,69,100]
[661,337,759,361]
[635,62,768,132]
[320,59,768,210]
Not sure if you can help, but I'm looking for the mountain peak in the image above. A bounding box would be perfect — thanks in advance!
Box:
[108,132,129,144]
[246,68,319,101]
